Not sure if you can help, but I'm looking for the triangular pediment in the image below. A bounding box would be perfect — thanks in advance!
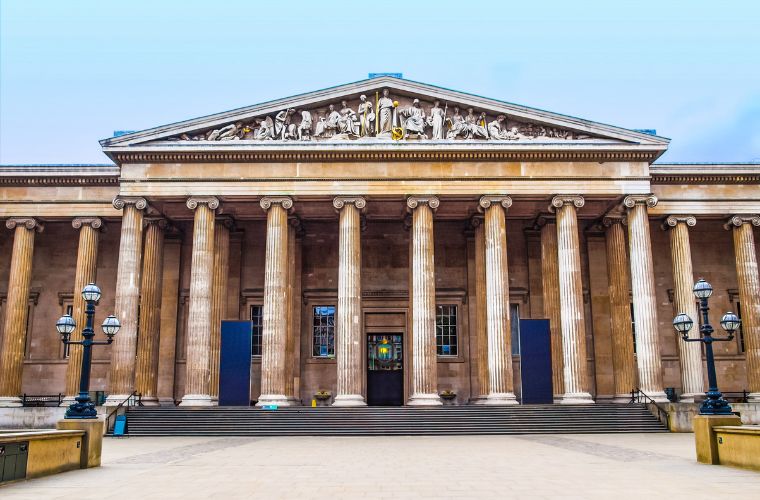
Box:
[101,77,669,150]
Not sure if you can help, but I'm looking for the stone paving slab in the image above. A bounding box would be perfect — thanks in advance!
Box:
[1,433,759,499]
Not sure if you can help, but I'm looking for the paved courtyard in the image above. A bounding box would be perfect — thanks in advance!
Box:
[2,433,759,499]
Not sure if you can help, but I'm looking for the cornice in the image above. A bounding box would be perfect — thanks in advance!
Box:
[651,173,760,185]
[0,164,120,187]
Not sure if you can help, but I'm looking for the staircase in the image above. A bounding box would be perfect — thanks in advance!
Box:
[120,404,667,436]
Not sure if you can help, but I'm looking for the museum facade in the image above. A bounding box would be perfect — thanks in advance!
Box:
[0,77,758,408]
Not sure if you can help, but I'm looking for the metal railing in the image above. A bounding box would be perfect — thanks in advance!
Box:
[21,393,64,407]
[105,392,142,435]
[722,391,750,403]
[629,389,670,429]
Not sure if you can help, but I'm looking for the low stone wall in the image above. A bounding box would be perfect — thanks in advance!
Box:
[0,406,107,430]
[666,402,760,432]
[0,429,84,482]
[713,426,760,471]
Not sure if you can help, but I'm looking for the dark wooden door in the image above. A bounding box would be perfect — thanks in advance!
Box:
[519,319,554,404]
[367,334,404,406]
[219,321,253,406]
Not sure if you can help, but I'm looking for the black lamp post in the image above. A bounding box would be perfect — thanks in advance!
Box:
[56,283,120,419]
[672,278,741,415]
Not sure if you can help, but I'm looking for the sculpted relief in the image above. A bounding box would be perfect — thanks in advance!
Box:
[171,89,593,143]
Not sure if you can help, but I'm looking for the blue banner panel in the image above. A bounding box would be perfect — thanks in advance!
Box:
[219,321,253,406]
[519,319,554,404]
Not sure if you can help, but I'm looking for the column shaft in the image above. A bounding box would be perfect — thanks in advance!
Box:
[134,220,165,405]
[180,198,218,406]
[257,197,292,406]
[540,220,564,400]
[625,196,668,402]
[474,221,489,400]
[209,220,230,401]
[284,221,297,402]
[156,237,181,406]
[481,197,517,404]
[63,219,101,403]
[333,198,366,406]
[0,219,41,406]
[604,219,637,402]
[106,199,146,404]
[552,196,593,404]
[666,217,704,401]
[407,197,442,405]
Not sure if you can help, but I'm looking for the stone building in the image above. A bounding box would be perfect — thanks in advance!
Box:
[0,77,758,409]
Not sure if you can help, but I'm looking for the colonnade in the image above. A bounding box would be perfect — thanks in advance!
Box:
[0,196,758,406]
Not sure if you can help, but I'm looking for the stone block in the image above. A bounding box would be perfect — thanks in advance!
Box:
[693,414,741,464]
[713,425,760,471]
[56,418,104,468]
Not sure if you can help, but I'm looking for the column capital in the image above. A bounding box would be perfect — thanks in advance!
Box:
[662,215,697,230]
[216,216,236,232]
[113,196,148,211]
[143,217,170,231]
[724,214,760,230]
[623,194,658,209]
[72,217,103,230]
[260,196,293,212]
[5,217,44,233]
[333,196,367,211]
[478,195,512,212]
[602,215,626,228]
[406,195,439,212]
[467,214,484,231]
[550,195,584,212]
[186,196,220,211]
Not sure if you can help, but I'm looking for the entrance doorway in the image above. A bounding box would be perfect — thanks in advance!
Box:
[367,334,404,406]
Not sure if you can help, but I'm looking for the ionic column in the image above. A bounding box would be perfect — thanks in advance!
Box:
[664,215,704,402]
[479,196,518,405]
[209,218,231,402]
[106,197,147,405]
[725,215,760,401]
[0,218,43,407]
[63,218,103,405]
[333,197,367,406]
[407,196,442,406]
[284,218,301,403]
[257,196,293,407]
[180,196,219,406]
[539,216,564,401]
[471,216,489,402]
[550,195,594,404]
[603,216,637,403]
[134,219,167,406]
[623,195,668,402]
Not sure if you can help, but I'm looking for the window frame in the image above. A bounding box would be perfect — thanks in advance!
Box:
[435,304,459,358]
[311,304,336,359]
[249,303,264,358]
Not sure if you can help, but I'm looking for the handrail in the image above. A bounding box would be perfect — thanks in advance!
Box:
[105,392,142,434]
[629,389,670,429]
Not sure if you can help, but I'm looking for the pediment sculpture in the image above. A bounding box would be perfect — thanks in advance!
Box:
[167,89,595,143]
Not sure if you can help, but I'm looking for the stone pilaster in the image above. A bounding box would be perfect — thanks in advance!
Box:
[479,196,518,405]
[257,196,293,407]
[550,195,594,404]
[209,218,231,402]
[62,218,102,405]
[0,218,43,407]
[664,215,704,402]
[180,196,219,406]
[471,216,489,402]
[134,219,166,406]
[623,195,668,402]
[284,218,300,403]
[106,197,147,405]
[157,234,182,406]
[539,216,564,400]
[333,196,367,406]
[406,196,442,406]
[603,216,637,403]
[725,215,760,401]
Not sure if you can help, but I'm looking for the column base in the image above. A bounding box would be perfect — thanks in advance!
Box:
[483,392,519,405]
[560,392,595,405]
[471,395,490,405]
[332,394,367,407]
[747,392,760,403]
[407,393,442,406]
[179,394,214,407]
[641,390,670,403]
[0,396,22,408]
[140,396,160,407]
[553,394,564,404]
[678,392,702,403]
[103,394,132,407]
[158,397,177,407]
[256,394,293,407]
[611,394,633,404]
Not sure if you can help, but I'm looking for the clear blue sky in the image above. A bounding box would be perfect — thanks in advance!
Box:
[1,0,758,164]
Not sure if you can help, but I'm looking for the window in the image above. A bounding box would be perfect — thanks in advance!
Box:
[250,305,263,356]
[436,305,458,356]
[736,302,745,353]
[631,303,637,354]
[510,304,520,355]
[63,304,73,358]
[312,305,335,357]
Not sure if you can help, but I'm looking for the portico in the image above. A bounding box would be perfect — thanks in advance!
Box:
[0,77,758,410]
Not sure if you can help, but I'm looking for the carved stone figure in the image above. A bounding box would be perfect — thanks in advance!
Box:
[400,99,427,138]
[504,126,523,140]
[275,109,297,140]
[298,110,313,141]
[377,89,394,137]
[427,100,445,140]
[465,108,488,139]
[357,95,375,137]
[446,107,467,139]
[325,104,341,137]
[338,100,360,136]
[254,116,275,140]
[208,122,242,141]
[487,115,509,140]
